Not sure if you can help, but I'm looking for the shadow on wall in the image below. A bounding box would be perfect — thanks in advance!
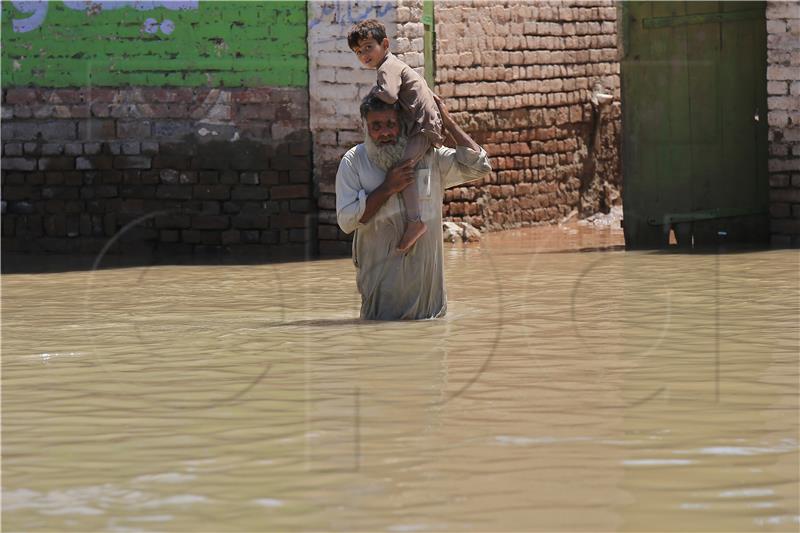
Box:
[2,127,314,259]
[579,81,619,217]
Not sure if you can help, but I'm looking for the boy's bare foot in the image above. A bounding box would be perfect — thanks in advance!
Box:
[397,220,427,252]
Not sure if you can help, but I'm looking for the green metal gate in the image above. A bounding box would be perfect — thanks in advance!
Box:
[621,1,769,249]
[423,0,435,89]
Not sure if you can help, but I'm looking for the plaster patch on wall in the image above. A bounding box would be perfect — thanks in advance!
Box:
[192,89,233,125]
[11,1,198,33]
[309,1,394,44]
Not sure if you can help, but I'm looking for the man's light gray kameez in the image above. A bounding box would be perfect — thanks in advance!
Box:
[336,145,492,320]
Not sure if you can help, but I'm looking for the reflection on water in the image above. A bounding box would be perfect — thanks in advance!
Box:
[2,225,799,531]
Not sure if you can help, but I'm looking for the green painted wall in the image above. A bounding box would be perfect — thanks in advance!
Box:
[1,1,308,87]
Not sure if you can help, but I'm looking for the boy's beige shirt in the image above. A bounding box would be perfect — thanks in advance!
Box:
[373,52,444,145]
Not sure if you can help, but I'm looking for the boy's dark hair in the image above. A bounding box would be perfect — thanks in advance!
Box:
[347,19,387,50]
[360,93,400,119]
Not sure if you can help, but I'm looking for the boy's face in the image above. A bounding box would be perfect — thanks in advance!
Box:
[353,36,389,69]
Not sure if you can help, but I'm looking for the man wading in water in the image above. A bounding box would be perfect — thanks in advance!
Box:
[335,94,492,320]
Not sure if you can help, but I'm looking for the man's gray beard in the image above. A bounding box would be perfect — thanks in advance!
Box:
[364,133,408,172]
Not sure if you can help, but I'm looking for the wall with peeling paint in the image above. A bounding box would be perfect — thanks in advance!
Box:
[2,1,308,87]
[1,1,314,256]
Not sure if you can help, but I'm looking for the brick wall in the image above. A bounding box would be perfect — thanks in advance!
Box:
[767,1,800,247]
[1,2,312,257]
[1,87,311,255]
[395,0,426,70]
[435,0,622,230]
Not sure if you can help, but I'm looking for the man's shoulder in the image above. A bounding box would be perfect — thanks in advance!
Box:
[339,143,366,170]
[343,143,365,161]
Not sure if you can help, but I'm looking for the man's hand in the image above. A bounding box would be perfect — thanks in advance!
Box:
[383,159,415,193]
[433,94,454,129]
[432,93,481,153]
[358,160,415,224]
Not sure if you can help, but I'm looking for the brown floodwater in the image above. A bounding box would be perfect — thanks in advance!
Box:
[2,225,799,532]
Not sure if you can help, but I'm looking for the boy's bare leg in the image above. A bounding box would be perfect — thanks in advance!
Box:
[397,135,430,252]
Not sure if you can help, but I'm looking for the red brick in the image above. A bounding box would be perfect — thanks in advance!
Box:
[77,155,113,170]
[155,213,191,228]
[90,103,111,117]
[237,104,275,121]
[317,224,340,240]
[770,188,800,203]
[45,172,65,185]
[233,214,270,229]
[113,156,151,170]
[2,157,37,171]
[12,105,32,118]
[47,90,85,104]
[194,185,230,200]
[319,240,350,255]
[193,215,230,230]
[198,171,219,184]
[5,88,40,105]
[160,229,181,242]
[38,157,74,171]
[182,230,220,244]
[771,218,800,234]
[117,121,152,138]
[270,184,308,200]
[145,104,190,118]
[79,119,115,139]
[232,88,274,103]
[44,214,67,236]
[157,185,192,200]
[260,230,280,244]
[271,213,307,229]
[770,203,792,218]
[260,171,280,185]
[146,88,193,103]
[86,88,118,103]
[231,186,269,200]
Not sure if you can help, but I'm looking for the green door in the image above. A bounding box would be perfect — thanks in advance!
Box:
[621,1,769,249]
[423,0,435,89]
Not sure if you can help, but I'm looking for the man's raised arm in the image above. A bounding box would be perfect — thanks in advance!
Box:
[435,94,481,153]
[433,95,492,188]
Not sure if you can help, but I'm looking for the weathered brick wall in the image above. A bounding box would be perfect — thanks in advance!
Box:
[766,1,800,246]
[1,2,312,256]
[1,87,311,255]
[395,0,426,71]
[435,1,622,230]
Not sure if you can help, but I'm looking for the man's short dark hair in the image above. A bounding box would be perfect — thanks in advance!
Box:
[360,93,400,119]
[347,19,387,50]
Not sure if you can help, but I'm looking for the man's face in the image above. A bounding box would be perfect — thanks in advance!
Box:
[353,37,389,69]
[365,109,401,146]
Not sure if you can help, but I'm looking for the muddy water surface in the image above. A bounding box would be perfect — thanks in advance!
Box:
[2,226,799,531]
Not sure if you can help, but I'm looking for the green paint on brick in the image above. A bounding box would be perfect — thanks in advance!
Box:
[2,1,308,87]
